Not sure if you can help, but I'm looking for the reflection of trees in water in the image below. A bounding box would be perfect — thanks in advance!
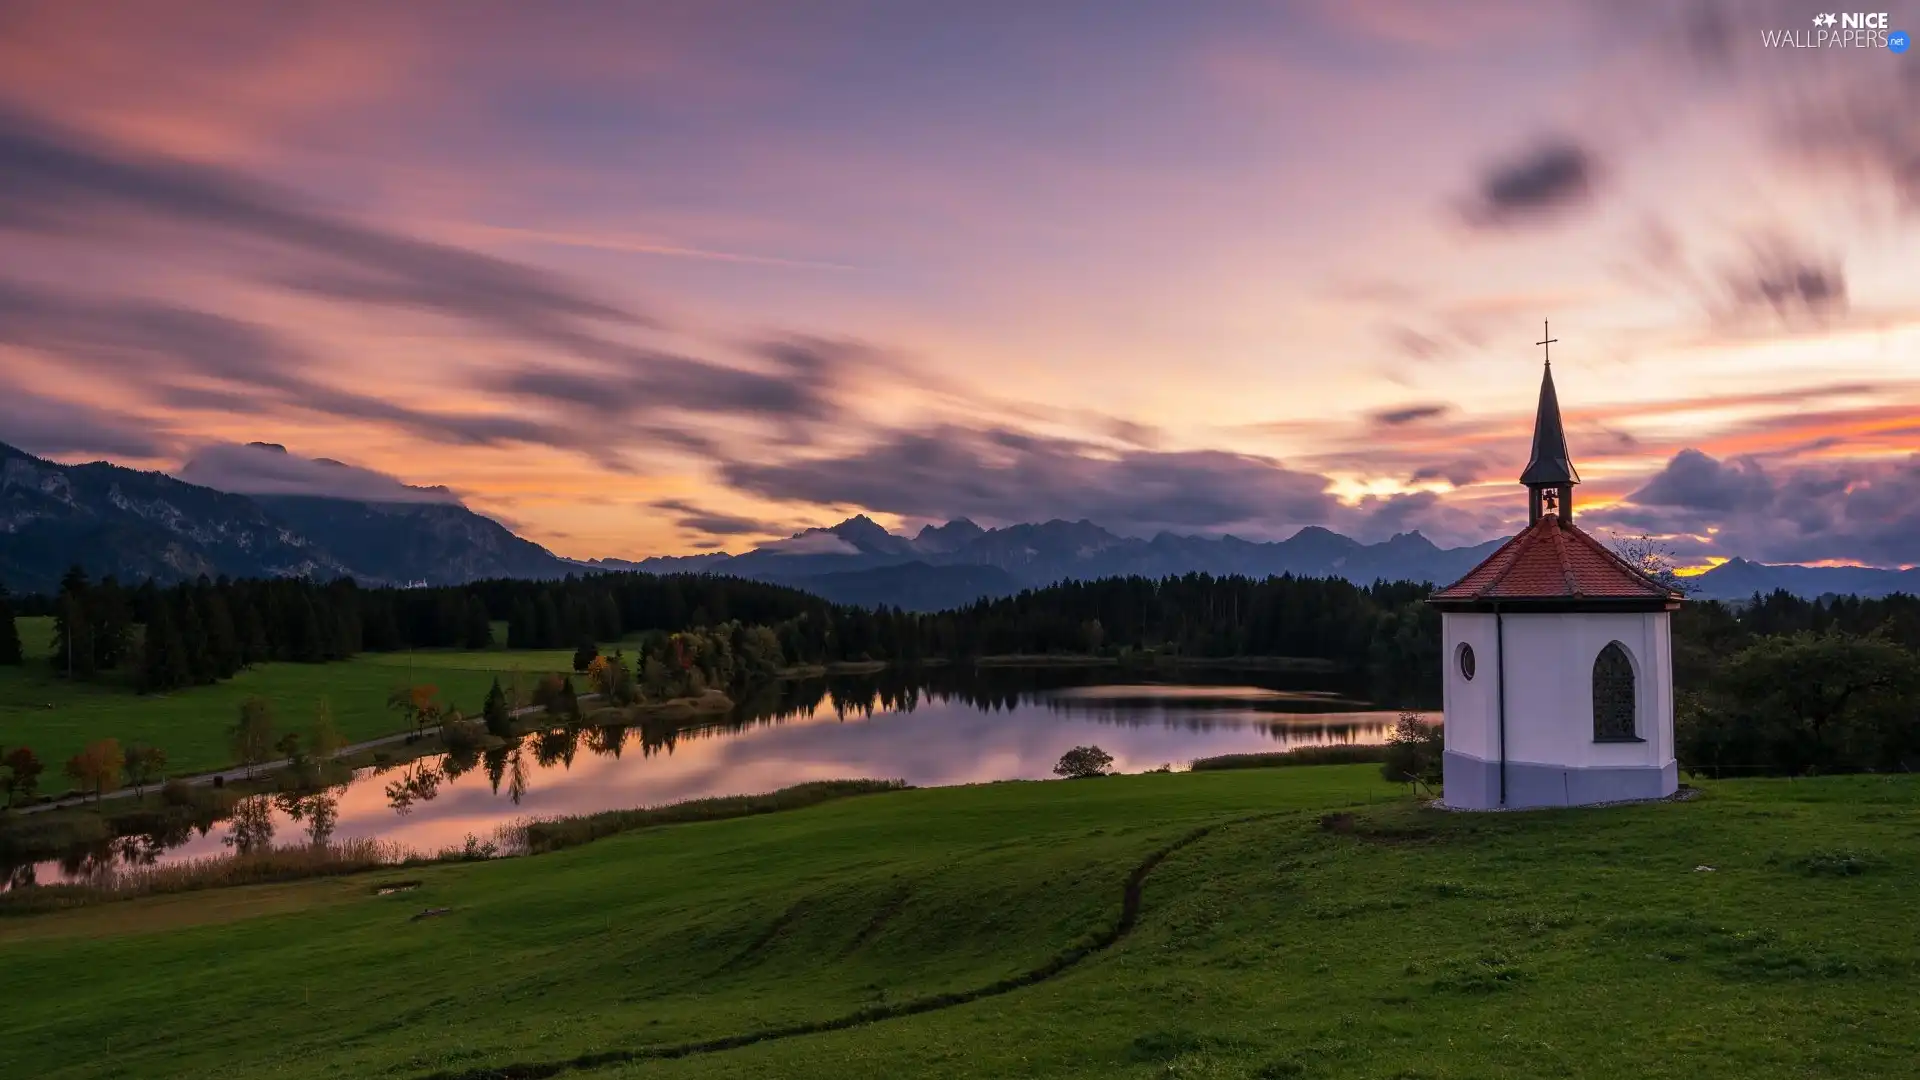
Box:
[534,727,581,769]
[224,796,275,855]
[276,788,344,846]
[484,739,532,805]
[4,666,1418,886]
[384,763,443,817]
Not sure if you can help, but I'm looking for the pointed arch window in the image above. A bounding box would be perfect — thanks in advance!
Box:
[1592,642,1639,742]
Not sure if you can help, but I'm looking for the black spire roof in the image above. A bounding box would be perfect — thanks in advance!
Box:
[1519,360,1579,487]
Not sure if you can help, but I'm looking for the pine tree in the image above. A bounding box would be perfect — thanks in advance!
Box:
[175,589,213,684]
[482,677,513,739]
[91,576,134,670]
[139,601,190,693]
[200,586,241,679]
[236,594,270,667]
[295,597,325,662]
[507,599,535,649]
[52,589,96,680]
[463,596,493,650]
[534,593,562,649]
[0,586,22,666]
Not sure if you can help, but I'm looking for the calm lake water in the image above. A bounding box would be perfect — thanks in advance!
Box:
[12,666,1432,886]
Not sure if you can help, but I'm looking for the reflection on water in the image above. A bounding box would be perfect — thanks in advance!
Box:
[10,666,1433,886]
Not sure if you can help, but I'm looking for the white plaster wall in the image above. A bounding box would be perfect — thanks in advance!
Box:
[1440,613,1500,760]
[1441,610,1674,770]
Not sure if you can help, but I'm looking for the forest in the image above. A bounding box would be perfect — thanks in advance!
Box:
[6,567,1919,777]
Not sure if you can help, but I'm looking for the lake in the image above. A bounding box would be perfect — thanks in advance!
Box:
[11,666,1432,886]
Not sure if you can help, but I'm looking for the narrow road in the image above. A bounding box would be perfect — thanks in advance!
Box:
[18,698,598,816]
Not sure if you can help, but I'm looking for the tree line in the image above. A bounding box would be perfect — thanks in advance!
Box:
[1673,590,1920,777]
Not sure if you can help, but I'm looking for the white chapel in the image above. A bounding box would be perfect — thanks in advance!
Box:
[1429,334,1684,809]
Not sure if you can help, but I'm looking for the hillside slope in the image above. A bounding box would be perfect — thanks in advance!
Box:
[3,770,1916,1080]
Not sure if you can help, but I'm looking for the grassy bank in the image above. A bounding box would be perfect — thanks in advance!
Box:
[3,767,1918,1078]
[0,616,592,780]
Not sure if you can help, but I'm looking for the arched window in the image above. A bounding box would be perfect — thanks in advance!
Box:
[1592,641,1638,741]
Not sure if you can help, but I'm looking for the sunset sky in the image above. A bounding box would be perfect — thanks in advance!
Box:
[1,0,1916,569]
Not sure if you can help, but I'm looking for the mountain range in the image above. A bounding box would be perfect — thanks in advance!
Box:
[0,440,1912,606]
[0,441,572,593]
[605,514,1920,609]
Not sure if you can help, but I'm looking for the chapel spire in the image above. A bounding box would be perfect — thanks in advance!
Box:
[1520,321,1578,524]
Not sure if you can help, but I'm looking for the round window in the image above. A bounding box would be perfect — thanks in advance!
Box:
[1458,642,1476,681]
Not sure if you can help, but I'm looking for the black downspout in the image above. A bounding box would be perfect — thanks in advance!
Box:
[1495,606,1508,807]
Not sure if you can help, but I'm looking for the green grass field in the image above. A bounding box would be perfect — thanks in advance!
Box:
[2,766,1917,1079]
[0,616,594,780]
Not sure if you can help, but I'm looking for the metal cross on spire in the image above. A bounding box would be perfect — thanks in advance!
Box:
[1536,319,1557,367]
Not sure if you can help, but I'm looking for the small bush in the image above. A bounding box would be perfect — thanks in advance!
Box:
[1053,746,1114,779]
[1797,849,1875,877]
[1380,712,1444,786]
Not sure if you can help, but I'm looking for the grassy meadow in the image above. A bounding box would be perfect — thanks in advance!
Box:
[0,615,598,780]
[2,766,1917,1079]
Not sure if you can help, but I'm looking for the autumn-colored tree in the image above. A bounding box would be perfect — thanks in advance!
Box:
[230,696,276,778]
[124,744,168,796]
[2,746,45,806]
[65,738,125,801]
[387,684,442,738]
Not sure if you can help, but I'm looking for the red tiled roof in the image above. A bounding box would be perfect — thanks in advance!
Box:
[1430,515,1682,606]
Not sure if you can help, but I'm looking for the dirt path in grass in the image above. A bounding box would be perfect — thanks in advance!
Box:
[414,811,1289,1080]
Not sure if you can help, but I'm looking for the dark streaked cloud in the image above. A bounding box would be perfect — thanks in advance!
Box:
[1461,139,1599,228]
[1718,239,1847,326]
[1590,448,1920,568]
[649,498,781,538]
[0,276,584,453]
[720,424,1339,537]
[1373,403,1450,426]
[498,337,848,425]
[0,387,173,460]
[177,442,460,503]
[0,106,643,343]
[1409,457,1492,487]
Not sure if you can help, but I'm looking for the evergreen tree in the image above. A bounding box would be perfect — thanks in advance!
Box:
[594,592,622,641]
[91,576,135,670]
[463,596,493,650]
[534,593,562,649]
[507,599,535,649]
[0,587,21,665]
[139,600,190,693]
[482,677,513,739]
[175,589,213,684]
[236,593,271,667]
[51,588,96,680]
[291,596,324,662]
[199,584,241,679]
